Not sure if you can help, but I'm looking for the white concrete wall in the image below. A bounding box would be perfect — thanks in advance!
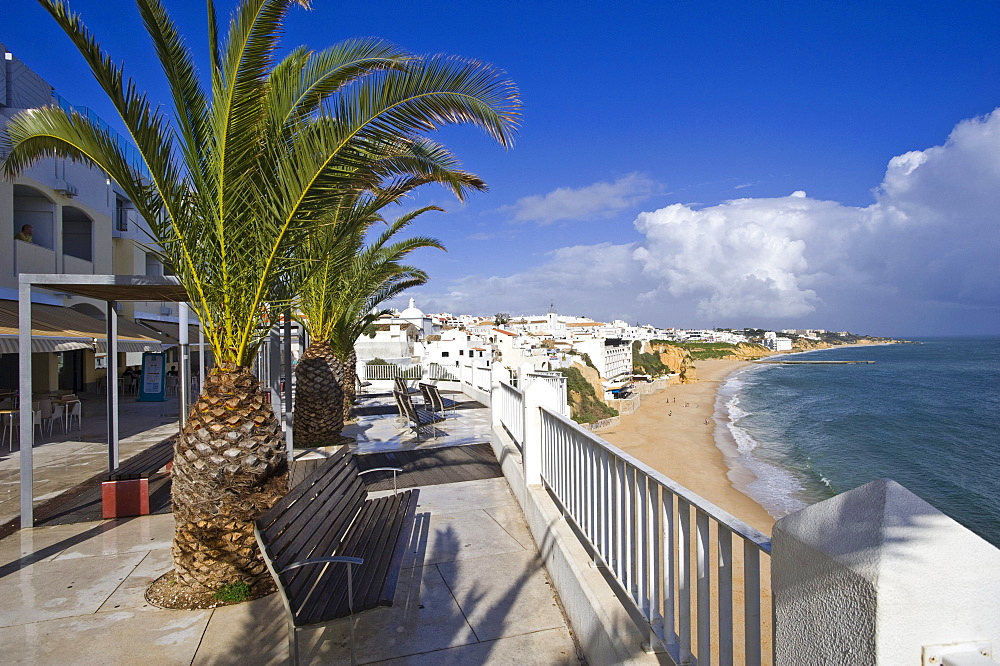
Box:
[772,478,1000,665]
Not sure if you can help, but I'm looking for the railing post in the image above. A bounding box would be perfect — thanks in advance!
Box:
[522,377,559,487]
[772,479,1000,665]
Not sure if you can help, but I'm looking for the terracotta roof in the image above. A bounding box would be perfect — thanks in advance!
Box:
[492,328,518,336]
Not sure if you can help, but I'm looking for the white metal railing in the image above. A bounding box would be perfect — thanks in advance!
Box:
[474,364,492,392]
[538,406,772,666]
[495,381,524,448]
[427,363,458,381]
[525,372,568,410]
[364,363,421,381]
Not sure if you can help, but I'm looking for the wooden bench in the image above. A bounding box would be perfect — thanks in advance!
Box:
[254,449,418,666]
[393,390,443,441]
[101,438,174,519]
[418,382,460,416]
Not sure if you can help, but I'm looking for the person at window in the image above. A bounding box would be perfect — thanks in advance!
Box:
[14,224,33,242]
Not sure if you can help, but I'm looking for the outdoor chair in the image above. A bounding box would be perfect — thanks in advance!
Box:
[33,402,46,441]
[1,412,19,450]
[66,400,82,431]
[355,373,372,395]
[394,376,419,397]
[40,399,58,435]
[48,402,66,435]
[418,382,459,416]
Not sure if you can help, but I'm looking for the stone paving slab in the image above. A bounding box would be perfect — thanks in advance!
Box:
[0,477,582,665]
[0,393,182,530]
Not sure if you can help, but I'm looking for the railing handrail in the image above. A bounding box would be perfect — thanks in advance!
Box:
[539,404,771,552]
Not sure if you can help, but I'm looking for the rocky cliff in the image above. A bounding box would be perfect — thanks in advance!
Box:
[650,343,698,383]
[723,342,773,360]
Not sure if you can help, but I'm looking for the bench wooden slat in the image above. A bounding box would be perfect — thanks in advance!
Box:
[293,495,385,623]
[263,453,359,545]
[292,492,389,622]
[282,481,367,601]
[303,490,415,624]
[106,439,174,481]
[257,448,351,529]
[352,490,417,610]
[264,458,360,551]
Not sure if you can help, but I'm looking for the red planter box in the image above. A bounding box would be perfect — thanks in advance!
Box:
[101,479,150,519]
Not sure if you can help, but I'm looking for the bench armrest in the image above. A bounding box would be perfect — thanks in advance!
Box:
[280,556,366,612]
[280,555,364,574]
[359,467,402,494]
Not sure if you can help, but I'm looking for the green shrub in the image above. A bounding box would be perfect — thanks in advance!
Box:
[554,367,618,424]
[212,581,252,604]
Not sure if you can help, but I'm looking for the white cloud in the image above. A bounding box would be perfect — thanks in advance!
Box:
[417,109,1000,333]
[414,243,641,317]
[506,173,659,225]
[632,110,1000,322]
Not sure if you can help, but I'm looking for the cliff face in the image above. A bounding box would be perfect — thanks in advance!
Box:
[724,342,773,360]
[575,362,606,400]
[791,338,834,352]
[650,344,698,383]
[561,363,619,423]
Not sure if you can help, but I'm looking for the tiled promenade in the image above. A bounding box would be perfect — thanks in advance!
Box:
[0,390,583,664]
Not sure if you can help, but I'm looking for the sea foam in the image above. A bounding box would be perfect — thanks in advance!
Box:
[716,366,809,517]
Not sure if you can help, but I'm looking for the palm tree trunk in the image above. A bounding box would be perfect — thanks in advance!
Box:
[171,363,288,593]
[293,340,345,446]
[343,347,358,423]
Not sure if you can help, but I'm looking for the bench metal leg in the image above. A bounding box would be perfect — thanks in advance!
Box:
[288,618,298,666]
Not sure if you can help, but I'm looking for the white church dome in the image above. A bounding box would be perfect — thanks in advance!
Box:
[400,297,425,321]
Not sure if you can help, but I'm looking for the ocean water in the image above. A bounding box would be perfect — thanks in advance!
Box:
[715,337,1000,547]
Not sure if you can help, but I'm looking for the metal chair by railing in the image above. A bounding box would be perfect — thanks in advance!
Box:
[537,406,771,666]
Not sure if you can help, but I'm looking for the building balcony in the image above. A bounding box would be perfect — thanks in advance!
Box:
[13,239,57,275]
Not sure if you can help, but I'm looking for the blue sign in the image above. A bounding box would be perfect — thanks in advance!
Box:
[137,352,166,402]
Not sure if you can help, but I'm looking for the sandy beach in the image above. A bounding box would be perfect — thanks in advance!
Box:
[600,359,776,535]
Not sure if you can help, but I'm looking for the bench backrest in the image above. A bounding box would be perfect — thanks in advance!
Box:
[255,449,367,594]
[393,390,419,424]
[418,383,440,412]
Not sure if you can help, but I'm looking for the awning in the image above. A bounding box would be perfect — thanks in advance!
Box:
[0,300,162,354]
[136,319,204,347]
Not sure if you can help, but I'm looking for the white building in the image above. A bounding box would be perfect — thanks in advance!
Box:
[573,337,633,379]
[763,331,793,351]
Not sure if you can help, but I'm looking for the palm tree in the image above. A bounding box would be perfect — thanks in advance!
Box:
[292,204,440,445]
[3,0,519,599]
[292,155,483,445]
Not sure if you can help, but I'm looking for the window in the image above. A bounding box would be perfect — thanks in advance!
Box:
[441,351,450,358]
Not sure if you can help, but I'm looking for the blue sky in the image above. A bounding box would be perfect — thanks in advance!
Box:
[5,1,999,336]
